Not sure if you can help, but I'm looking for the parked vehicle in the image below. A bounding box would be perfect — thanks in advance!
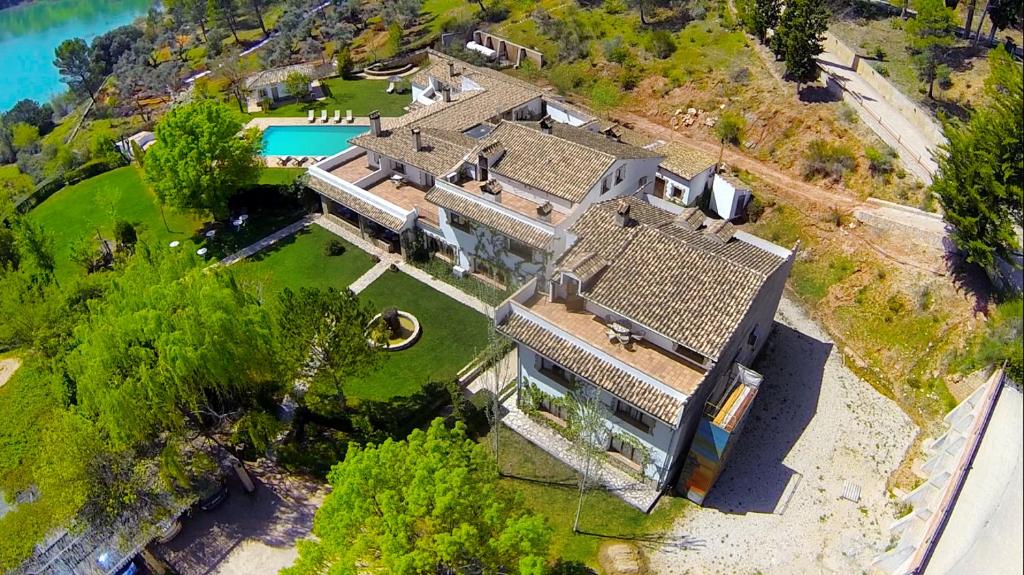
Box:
[197,476,229,511]
[154,518,183,544]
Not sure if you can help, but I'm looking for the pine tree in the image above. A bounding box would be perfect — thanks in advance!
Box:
[772,0,829,87]
[752,0,781,44]
[906,0,957,99]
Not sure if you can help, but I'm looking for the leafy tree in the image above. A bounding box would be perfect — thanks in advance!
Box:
[3,99,55,135]
[68,249,283,452]
[772,0,829,86]
[716,111,746,147]
[934,47,1023,272]
[336,45,354,78]
[566,387,612,533]
[246,0,270,38]
[213,50,255,112]
[751,0,781,44]
[53,38,104,105]
[113,220,138,252]
[144,99,261,218]
[283,419,551,575]
[284,72,312,101]
[15,218,56,283]
[274,287,382,420]
[207,0,241,43]
[0,165,34,200]
[906,0,956,99]
[90,25,144,76]
[11,123,40,153]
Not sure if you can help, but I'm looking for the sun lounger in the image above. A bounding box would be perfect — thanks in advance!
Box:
[386,82,395,94]
[320,110,328,123]
[279,156,293,166]
[295,157,309,167]
[332,110,341,123]
[344,110,353,123]
[307,110,315,123]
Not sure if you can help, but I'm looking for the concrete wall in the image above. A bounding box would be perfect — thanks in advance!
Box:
[822,32,945,149]
[545,100,593,126]
[473,30,544,68]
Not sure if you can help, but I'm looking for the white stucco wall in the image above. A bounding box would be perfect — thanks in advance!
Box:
[517,345,675,481]
[544,100,592,126]
[435,206,546,282]
[657,165,715,206]
[709,177,751,220]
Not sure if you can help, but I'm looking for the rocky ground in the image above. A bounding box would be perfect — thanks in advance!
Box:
[645,297,917,575]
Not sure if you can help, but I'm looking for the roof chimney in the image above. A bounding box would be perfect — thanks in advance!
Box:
[411,127,422,151]
[477,154,489,181]
[601,126,621,142]
[614,200,632,227]
[448,61,456,77]
[369,111,381,137]
[441,85,451,103]
[539,116,553,135]
[536,201,553,222]
[481,179,502,203]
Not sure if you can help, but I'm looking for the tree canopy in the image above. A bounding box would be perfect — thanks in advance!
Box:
[284,419,551,575]
[53,38,104,105]
[144,99,262,218]
[933,46,1023,273]
[906,0,957,99]
[771,0,829,85]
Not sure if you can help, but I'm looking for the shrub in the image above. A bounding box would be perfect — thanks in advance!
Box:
[113,220,138,250]
[603,36,629,64]
[481,3,510,22]
[590,79,622,109]
[873,45,887,60]
[803,139,857,180]
[876,65,890,77]
[548,63,587,94]
[336,46,354,78]
[746,195,767,222]
[716,111,746,146]
[324,239,347,256]
[604,0,627,13]
[647,30,677,59]
[207,29,228,58]
[865,145,896,178]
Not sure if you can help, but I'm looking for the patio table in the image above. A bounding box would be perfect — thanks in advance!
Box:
[196,247,209,257]
[168,241,180,248]
[205,230,217,238]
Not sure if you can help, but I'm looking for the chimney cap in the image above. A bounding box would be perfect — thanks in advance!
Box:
[411,127,421,134]
[537,201,553,216]
[368,110,381,119]
[616,200,631,216]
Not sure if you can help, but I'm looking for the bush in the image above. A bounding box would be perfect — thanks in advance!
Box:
[63,156,127,185]
[604,0,627,13]
[803,139,857,180]
[603,36,629,64]
[716,111,746,146]
[276,420,350,477]
[113,220,138,250]
[873,45,887,60]
[647,30,677,59]
[336,46,354,78]
[480,3,510,22]
[865,145,896,178]
[746,195,767,222]
[207,29,228,58]
[548,63,587,94]
[876,65,890,77]
[325,239,347,256]
[590,79,622,109]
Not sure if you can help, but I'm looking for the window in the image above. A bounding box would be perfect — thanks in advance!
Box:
[448,212,473,232]
[508,237,534,260]
[614,166,624,184]
[747,325,759,347]
[538,356,575,388]
[601,177,610,194]
[614,400,654,433]
[609,436,644,468]
[393,162,406,174]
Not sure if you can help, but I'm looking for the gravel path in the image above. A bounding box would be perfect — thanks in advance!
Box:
[647,297,917,575]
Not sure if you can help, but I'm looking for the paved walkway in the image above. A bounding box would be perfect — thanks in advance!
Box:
[501,394,662,511]
[465,349,519,395]
[314,215,494,316]
[218,215,317,266]
[817,53,939,184]
[348,260,393,294]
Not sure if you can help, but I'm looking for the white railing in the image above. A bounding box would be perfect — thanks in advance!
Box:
[308,165,415,225]
[435,180,556,236]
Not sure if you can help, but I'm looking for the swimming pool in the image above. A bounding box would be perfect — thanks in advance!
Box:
[261,125,369,156]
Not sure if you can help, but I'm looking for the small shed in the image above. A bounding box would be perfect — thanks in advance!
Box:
[709,172,752,221]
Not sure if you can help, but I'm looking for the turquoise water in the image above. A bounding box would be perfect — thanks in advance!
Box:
[0,0,153,111]
[261,125,369,156]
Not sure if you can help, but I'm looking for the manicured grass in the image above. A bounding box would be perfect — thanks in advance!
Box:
[28,167,202,281]
[257,167,306,186]
[352,271,490,400]
[490,425,688,568]
[253,78,409,118]
[231,226,377,294]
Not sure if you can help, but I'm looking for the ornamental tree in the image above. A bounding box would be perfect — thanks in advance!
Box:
[283,419,552,575]
[144,99,261,218]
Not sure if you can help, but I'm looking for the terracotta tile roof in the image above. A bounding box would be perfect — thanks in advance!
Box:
[654,142,718,180]
[498,313,683,423]
[479,122,616,203]
[350,127,476,177]
[244,62,331,89]
[425,186,552,249]
[561,197,789,358]
[541,123,663,161]
[308,176,407,232]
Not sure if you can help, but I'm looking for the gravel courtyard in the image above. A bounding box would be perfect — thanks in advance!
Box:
[648,297,917,575]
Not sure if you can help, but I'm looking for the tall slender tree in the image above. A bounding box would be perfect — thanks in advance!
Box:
[567,386,612,533]
[207,0,241,44]
[752,0,781,44]
[772,0,829,87]
[906,0,957,99]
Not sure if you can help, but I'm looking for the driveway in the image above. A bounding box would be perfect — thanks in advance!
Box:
[153,461,326,575]
[647,297,917,574]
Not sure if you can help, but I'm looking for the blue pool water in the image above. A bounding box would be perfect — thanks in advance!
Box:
[261,125,369,156]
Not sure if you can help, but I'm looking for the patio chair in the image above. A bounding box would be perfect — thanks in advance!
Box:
[386,82,395,94]
[320,109,328,123]
[307,109,315,123]
[332,110,341,123]
[344,110,353,123]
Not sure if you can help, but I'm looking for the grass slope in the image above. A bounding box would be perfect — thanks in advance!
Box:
[231,226,377,294]
[353,271,489,400]
[28,167,202,281]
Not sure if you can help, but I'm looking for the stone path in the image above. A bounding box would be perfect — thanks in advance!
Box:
[348,260,393,294]
[501,394,662,512]
[314,215,494,316]
[218,215,318,266]
[465,349,519,395]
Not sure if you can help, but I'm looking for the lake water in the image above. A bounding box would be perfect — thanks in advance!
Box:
[261,125,370,156]
[0,0,153,112]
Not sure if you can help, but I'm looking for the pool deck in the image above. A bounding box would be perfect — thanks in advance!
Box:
[245,116,371,130]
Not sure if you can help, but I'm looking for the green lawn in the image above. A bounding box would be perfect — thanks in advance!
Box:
[231,226,377,294]
[253,78,409,118]
[490,426,688,568]
[28,167,202,281]
[353,271,490,401]
[257,167,306,186]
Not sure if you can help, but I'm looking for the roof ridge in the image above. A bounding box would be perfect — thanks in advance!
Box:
[500,121,616,163]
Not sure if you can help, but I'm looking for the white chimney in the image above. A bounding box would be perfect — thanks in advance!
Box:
[411,127,422,151]
[481,179,502,203]
[539,117,553,135]
[369,111,381,137]
[614,200,631,227]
